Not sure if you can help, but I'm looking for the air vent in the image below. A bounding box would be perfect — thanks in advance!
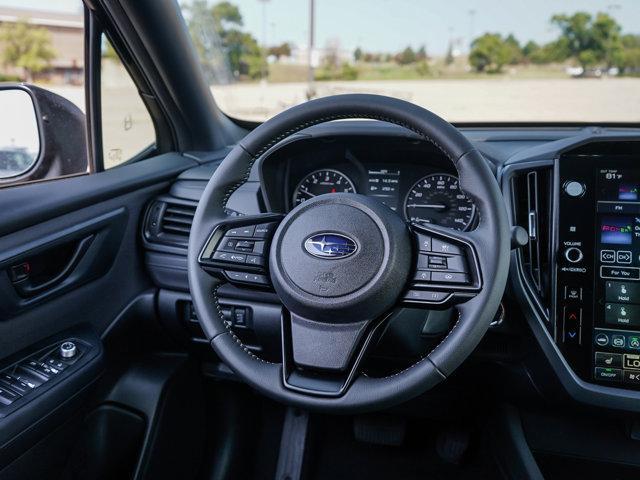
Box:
[144,197,197,248]
[512,167,553,311]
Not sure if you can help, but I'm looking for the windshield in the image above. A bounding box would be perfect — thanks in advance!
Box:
[180,0,640,124]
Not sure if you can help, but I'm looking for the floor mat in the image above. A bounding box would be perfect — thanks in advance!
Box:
[305,414,500,480]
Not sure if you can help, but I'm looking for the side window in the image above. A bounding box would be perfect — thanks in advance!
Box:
[100,35,156,169]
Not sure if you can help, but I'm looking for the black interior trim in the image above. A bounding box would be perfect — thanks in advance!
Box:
[0,153,196,237]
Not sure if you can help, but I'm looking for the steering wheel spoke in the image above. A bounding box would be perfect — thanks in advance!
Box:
[280,310,389,397]
[197,213,284,288]
[402,223,483,308]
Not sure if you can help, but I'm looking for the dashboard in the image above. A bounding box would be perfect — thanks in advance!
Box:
[143,122,640,415]
[261,135,476,231]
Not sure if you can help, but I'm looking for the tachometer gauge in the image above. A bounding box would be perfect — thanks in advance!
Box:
[292,169,356,206]
[404,173,475,231]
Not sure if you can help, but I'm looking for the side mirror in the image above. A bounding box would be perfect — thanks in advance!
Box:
[0,84,88,187]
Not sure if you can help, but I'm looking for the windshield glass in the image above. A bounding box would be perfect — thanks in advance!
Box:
[180,1,640,124]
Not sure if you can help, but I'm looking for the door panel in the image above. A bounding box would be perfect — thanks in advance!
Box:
[0,153,196,472]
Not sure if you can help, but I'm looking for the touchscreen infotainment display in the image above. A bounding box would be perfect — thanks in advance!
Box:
[592,168,640,385]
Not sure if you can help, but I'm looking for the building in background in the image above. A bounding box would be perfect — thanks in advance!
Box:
[0,7,83,85]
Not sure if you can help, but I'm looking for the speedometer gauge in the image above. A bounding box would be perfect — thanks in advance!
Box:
[292,169,356,206]
[404,173,475,231]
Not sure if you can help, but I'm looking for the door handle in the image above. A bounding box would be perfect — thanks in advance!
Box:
[12,235,94,298]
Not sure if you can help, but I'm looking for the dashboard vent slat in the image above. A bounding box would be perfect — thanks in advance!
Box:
[144,199,198,248]
[512,166,553,312]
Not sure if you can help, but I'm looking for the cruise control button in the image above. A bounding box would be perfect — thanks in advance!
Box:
[595,352,622,368]
[445,255,468,273]
[415,234,432,252]
[226,225,255,237]
[235,240,255,252]
[431,239,463,255]
[403,290,450,303]
[431,271,469,284]
[595,367,623,382]
[413,270,431,282]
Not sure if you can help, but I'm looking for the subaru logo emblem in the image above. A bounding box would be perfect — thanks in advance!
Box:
[304,233,357,259]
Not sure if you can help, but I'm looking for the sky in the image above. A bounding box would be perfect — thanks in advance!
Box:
[2,0,640,55]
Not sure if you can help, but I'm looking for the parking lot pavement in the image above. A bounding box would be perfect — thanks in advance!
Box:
[47,77,640,158]
[211,78,640,123]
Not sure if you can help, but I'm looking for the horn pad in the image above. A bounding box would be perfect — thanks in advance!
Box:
[269,193,411,323]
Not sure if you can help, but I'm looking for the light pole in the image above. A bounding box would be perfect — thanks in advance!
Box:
[307,0,316,99]
[259,0,270,84]
[468,9,476,52]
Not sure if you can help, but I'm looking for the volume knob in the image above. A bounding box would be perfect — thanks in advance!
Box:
[565,247,584,263]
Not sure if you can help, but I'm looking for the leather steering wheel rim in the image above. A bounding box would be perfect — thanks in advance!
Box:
[188,94,510,413]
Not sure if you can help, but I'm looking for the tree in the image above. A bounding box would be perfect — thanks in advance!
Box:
[396,46,416,65]
[504,34,523,64]
[469,33,512,73]
[268,42,292,60]
[353,47,363,62]
[0,19,55,82]
[416,45,428,61]
[182,1,264,80]
[551,12,621,69]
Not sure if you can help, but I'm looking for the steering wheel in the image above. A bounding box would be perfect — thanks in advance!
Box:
[188,94,510,413]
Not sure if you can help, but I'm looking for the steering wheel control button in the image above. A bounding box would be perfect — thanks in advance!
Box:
[212,252,247,264]
[246,255,265,266]
[564,247,583,263]
[431,238,463,255]
[59,341,77,359]
[563,180,586,198]
[415,233,432,252]
[403,290,451,304]
[431,271,470,284]
[595,352,622,368]
[226,225,255,237]
[225,270,269,286]
[253,223,276,238]
[413,271,432,282]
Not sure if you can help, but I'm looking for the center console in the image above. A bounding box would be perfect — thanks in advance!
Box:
[556,147,640,389]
